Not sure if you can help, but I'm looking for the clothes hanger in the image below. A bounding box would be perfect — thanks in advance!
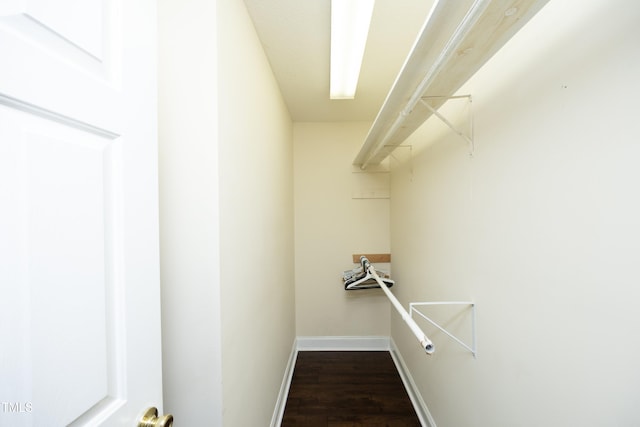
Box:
[344,256,394,290]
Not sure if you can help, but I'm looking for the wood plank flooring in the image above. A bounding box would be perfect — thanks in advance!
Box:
[281,351,421,427]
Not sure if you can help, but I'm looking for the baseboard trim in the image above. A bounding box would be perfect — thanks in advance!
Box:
[271,336,390,426]
[270,338,299,427]
[296,335,391,351]
[389,338,437,427]
[271,336,435,427]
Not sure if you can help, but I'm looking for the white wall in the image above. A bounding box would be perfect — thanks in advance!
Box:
[389,0,640,425]
[294,122,390,337]
[158,0,223,425]
[217,0,295,426]
[159,0,295,425]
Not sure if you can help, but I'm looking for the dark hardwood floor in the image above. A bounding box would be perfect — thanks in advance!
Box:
[281,351,422,427]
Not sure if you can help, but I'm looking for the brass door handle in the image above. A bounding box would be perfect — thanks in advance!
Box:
[138,407,173,427]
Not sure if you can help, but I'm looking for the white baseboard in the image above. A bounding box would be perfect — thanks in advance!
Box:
[270,339,299,427]
[296,335,391,351]
[389,338,437,427]
[271,336,435,427]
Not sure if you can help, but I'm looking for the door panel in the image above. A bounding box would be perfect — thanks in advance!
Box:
[0,0,120,130]
[0,0,160,425]
[23,0,104,59]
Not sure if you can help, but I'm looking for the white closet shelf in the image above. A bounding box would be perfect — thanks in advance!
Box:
[353,0,550,169]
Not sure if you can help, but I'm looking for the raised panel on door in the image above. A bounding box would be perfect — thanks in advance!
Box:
[0,104,126,427]
[0,0,121,132]
[23,0,104,59]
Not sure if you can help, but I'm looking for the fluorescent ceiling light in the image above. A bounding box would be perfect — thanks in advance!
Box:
[330,0,375,99]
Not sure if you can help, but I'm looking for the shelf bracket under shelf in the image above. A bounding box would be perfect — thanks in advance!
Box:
[420,95,474,156]
[410,301,476,358]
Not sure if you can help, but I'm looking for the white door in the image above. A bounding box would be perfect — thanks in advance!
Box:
[0,1,164,426]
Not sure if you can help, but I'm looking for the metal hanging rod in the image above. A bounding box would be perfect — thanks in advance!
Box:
[367,265,435,355]
[345,257,476,357]
[410,302,476,357]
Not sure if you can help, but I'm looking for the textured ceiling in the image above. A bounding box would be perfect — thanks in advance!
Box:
[243,0,435,122]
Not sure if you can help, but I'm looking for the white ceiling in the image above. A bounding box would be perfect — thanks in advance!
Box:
[243,0,436,122]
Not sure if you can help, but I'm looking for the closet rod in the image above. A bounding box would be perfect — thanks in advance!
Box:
[368,265,435,354]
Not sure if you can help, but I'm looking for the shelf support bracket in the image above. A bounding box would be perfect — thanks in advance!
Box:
[410,301,476,358]
[420,95,474,156]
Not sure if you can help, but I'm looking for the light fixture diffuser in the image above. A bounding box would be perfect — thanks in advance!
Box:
[330,0,375,99]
